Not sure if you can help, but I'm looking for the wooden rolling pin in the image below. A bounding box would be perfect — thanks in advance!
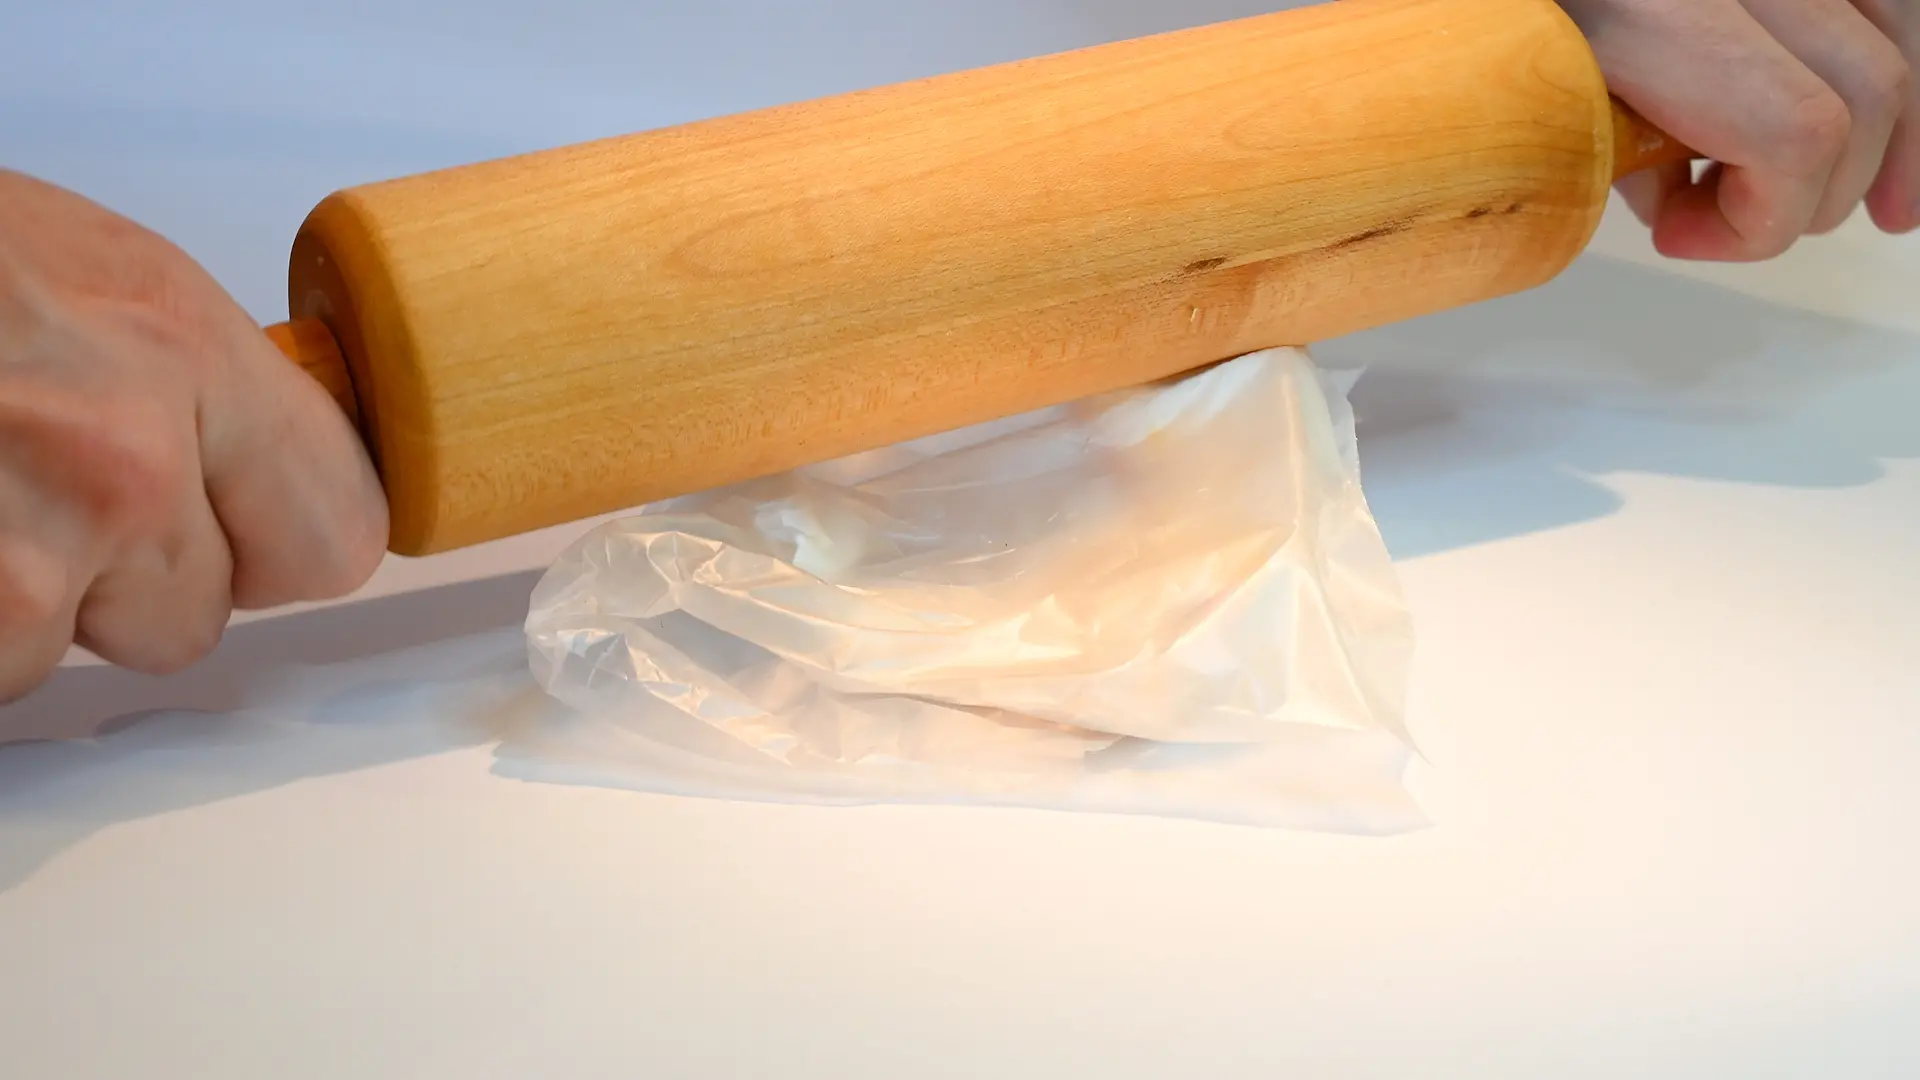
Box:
[265,0,1689,556]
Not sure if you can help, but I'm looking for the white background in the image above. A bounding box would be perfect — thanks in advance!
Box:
[4,1,1919,1076]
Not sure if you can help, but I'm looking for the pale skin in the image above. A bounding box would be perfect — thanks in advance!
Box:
[1,0,1916,704]
[0,172,388,701]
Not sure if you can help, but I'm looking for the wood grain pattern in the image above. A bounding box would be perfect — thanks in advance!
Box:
[276,0,1634,555]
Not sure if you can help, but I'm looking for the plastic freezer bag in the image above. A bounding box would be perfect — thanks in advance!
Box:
[521,347,1423,832]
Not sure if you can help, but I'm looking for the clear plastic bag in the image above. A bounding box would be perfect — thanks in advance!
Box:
[522,347,1423,831]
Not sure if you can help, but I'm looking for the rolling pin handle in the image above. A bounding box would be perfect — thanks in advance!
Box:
[1609,97,1696,181]
[264,318,362,428]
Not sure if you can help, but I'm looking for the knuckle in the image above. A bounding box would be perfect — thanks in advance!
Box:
[242,464,388,607]
[155,584,233,676]
[53,399,190,539]
[114,291,225,382]
[1,308,201,541]
[1857,44,1912,119]
[84,534,233,676]
[1749,230,1798,260]
[1726,212,1799,262]
[0,540,66,633]
[92,598,229,677]
[0,652,60,707]
[0,540,70,704]
[327,504,389,597]
[132,619,225,676]
[1767,87,1852,171]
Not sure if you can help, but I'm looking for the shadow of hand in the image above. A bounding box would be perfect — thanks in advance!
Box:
[0,573,546,894]
[1329,254,1920,558]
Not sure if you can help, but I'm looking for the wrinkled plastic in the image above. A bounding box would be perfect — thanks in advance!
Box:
[523,347,1423,831]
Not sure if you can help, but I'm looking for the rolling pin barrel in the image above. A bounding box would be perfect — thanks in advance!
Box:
[267,0,1688,556]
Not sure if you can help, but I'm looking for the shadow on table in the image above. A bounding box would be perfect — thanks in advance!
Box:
[1329,254,1920,559]
[0,572,542,893]
[0,252,1915,895]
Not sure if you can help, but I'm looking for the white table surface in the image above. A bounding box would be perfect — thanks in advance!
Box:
[5,3,1919,1076]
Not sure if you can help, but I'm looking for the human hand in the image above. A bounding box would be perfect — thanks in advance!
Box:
[1561,0,1919,259]
[0,170,387,702]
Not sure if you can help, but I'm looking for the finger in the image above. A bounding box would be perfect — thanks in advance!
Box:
[1652,95,1847,261]
[1742,0,1910,234]
[1582,0,1850,260]
[1867,112,1920,232]
[0,336,228,678]
[1653,160,1807,261]
[0,533,78,704]
[72,480,234,676]
[1856,0,1920,232]
[197,319,388,611]
[0,318,105,701]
